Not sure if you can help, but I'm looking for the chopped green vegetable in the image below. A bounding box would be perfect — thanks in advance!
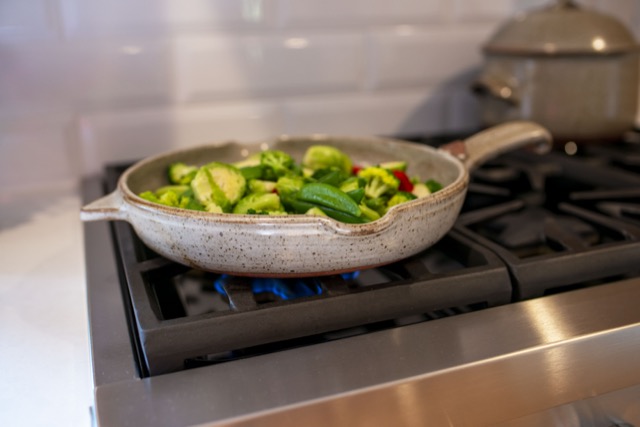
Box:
[191,162,246,212]
[363,196,389,216]
[155,185,190,197]
[275,175,306,197]
[168,162,198,185]
[140,187,205,210]
[425,179,443,193]
[358,203,381,222]
[305,207,328,217]
[378,160,407,172]
[311,168,349,187]
[138,144,443,223]
[233,153,261,168]
[280,195,366,224]
[339,176,364,193]
[411,182,431,198]
[387,191,417,209]
[233,193,284,214]
[238,165,264,181]
[345,188,365,204]
[139,191,160,204]
[302,145,352,174]
[248,179,277,195]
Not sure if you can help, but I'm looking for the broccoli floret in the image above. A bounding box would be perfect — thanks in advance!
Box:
[302,145,352,174]
[248,179,277,195]
[275,175,306,197]
[260,150,295,178]
[168,162,198,185]
[191,162,246,212]
[387,191,417,209]
[357,166,400,199]
[233,193,284,214]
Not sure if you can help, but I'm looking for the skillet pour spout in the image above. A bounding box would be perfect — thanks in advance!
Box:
[81,121,552,277]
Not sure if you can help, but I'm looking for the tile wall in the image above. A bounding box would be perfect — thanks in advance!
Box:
[1,0,639,195]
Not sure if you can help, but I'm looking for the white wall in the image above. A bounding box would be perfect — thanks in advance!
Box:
[1,0,639,196]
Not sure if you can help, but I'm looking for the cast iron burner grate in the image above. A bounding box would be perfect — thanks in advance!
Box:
[455,148,640,300]
[109,213,510,375]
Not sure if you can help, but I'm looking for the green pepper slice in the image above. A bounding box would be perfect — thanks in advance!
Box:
[281,195,366,224]
[298,183,361,217]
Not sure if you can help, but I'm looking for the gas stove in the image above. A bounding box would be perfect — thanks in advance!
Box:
[83,134,640,426]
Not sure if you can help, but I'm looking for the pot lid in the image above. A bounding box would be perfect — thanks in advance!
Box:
[484,0,639,55]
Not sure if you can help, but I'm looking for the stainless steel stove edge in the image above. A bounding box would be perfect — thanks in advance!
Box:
[94,275,640,426]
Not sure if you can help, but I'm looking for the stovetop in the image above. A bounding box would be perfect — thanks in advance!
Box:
[83,135,640,426]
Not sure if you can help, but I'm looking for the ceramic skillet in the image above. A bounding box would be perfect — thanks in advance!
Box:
[81,121,551,277]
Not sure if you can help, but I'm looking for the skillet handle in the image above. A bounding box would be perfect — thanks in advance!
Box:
[80,190,128,222]
[443,121,553,172]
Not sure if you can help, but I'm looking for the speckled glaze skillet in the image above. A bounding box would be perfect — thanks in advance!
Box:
[81,121,551,277]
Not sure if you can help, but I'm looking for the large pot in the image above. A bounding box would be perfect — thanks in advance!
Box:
[81,121,551,277]
[472,0,640,143]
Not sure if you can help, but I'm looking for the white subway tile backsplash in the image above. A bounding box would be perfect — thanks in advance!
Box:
[61,0,277,37]
[78,102,284,175]
[0,117,76,194]
[0,0,56,41]
[71,40,175,106]
[453,0,514,22]
[279,0,447,27]
[176,33,365,101]
[282,89,448,136]
[0,40,173,115]
[369,25,491,89]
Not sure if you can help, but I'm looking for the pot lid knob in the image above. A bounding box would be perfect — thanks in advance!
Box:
[484,0,639,55]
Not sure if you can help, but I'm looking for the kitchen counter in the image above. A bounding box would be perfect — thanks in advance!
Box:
[0,186,93,426]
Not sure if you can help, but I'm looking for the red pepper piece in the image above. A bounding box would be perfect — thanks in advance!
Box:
[393,170,414,192]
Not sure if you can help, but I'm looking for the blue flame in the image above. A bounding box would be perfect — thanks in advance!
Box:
[214,275,322,301]
[340,271,360,281]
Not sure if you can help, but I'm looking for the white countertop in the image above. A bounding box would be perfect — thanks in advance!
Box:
[0,187,93,426]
